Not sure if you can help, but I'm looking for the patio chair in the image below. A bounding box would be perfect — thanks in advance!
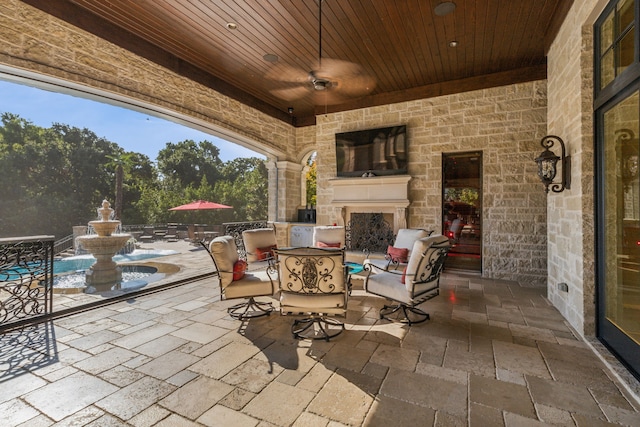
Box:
[242,227,278,268]
[363,234,450,325]
[138,226,155,243]
[202,236,276,319]
[312,225,345,248]
[164,224,178,242]
[275,246,348,341]
[365,228,432,271]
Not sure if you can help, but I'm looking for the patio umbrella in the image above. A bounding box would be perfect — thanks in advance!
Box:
[169,200,233,211]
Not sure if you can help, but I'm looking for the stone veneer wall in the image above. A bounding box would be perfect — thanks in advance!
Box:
[546,0,601,336]
[314,83,549,285]
[0,0,294,161]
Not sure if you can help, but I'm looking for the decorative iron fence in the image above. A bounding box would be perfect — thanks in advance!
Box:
[0,236,55,332]
[223,221,268,258]
[346,213,395,253]
[53,234,74,256]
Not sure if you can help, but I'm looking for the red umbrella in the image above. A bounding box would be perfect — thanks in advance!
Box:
[169,200,233,211]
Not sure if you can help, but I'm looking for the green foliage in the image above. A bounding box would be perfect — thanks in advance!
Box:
[0,113,268,238]
[306,159,317,206]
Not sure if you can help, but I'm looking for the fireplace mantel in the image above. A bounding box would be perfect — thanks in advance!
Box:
[328,175,411,231]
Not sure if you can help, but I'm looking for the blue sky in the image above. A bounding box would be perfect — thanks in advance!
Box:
[0,79,262,162]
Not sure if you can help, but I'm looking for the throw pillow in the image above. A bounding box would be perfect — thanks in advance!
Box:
[387,245,409,263]
[401,265,408,284]
[256,245,277,261]
[233,259,247,281]
[317,241,341,248]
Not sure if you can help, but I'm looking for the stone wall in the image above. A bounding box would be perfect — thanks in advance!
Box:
[314,83,549,284]
[546,0,601,336]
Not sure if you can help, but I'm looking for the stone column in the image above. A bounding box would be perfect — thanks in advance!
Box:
[272,160,303,222]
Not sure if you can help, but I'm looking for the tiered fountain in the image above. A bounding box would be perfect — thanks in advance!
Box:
[76,200,131,292]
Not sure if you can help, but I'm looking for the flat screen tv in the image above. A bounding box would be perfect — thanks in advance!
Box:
[335,125,407,177]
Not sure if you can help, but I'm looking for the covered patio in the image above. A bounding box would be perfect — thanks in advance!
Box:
[2,0,640,424]
[2,243,639,425]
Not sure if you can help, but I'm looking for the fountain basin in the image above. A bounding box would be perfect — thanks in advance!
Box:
[76,233,131,289]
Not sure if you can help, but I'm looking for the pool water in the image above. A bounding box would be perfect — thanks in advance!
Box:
[54,265,164,293]
[54,249,178,274]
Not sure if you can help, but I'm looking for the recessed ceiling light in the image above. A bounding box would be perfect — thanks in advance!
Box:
[226,22,238,30]
[449,40,458,48]
[263,53,279,63]
[434,1,456,17]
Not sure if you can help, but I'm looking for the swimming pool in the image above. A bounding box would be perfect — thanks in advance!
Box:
[53,249,178,274]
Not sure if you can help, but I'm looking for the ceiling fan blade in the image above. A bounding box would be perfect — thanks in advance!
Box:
[316,58,365,79]
[332,73,377,97]
[270,85,310,101]
[265,64,311,83]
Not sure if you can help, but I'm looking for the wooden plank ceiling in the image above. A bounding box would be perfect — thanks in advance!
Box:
[23,0,573,127]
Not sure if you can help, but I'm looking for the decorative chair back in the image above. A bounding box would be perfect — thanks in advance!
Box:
[404,235,450,296]
[276,247,346,296]
[275,246,348,339]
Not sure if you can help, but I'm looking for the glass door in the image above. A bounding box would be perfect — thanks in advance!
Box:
[442,152,482,271]
[597,87,640,374]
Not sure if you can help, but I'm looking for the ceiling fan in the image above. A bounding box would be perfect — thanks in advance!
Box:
[266,0,376,106]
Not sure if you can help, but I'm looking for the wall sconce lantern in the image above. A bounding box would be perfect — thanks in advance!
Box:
[534,135,571,193]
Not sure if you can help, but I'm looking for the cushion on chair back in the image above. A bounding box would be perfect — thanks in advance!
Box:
[210,236,240,287]
[393,229,430,253]
[403,234,450,290]
[242,228,277,263]
[312,226,345,248]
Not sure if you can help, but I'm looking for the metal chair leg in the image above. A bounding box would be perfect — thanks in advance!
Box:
[379,303,429,325]
[291,316,344,341]
[227,297,273,320]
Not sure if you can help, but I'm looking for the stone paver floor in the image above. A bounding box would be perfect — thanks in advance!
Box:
[2,255,640,426]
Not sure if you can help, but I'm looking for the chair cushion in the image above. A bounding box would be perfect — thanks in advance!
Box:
[365,271,412,304]
[313,226,345,247]
[280,292,346,315]
[393,229,430,253]
[233,259,247,281]
[404,234,450,291]
[224,269,275,299]
[387,245,409,263]
[242,228,277,263]
[210,236,239,287]
[317,241,341,248]
[256,245,277,261]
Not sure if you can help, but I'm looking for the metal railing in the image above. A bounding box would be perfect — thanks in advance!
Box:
[0,236,55,332]
[53,234,74,256]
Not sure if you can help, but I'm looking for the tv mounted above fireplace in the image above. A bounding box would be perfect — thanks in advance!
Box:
[335,125,407,177]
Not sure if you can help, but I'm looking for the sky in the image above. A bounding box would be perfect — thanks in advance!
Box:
[0,79,263,162]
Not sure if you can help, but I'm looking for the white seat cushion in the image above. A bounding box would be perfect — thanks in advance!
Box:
[224,269,275,299]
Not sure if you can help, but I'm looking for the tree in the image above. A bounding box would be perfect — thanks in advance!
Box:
[106,152,136,220]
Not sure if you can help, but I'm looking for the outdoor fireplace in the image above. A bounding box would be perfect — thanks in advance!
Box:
[328,175,411,250]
